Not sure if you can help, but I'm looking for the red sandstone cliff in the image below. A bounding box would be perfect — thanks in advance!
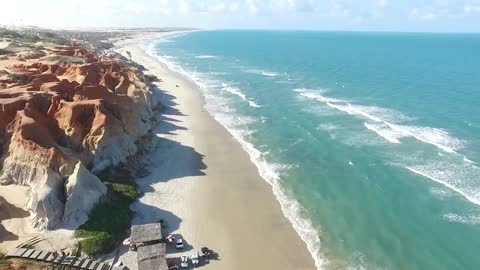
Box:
[0,46,159,229]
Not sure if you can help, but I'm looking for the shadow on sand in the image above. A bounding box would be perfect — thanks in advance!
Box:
[111,65,217,268]
[165,233,194,254]
[139,83,207,190]
[167,249,221,269]
[151,84,186,117]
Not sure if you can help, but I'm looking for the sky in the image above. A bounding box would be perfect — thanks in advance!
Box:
[1,0,480,32]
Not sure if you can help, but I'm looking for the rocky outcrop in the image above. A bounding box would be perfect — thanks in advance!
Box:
[0,47,159,229]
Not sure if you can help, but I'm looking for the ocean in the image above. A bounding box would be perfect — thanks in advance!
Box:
[142,30,480,270]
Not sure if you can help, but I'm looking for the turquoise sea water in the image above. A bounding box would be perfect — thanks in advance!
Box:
[143,31,480,270]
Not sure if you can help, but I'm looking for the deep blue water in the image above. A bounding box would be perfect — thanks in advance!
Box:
[143,30,480,270]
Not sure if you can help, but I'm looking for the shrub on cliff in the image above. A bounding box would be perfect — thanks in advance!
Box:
[74,181,140,255]
[0,252,6,265]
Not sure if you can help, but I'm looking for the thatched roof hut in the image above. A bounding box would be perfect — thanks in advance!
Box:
[137,243,168,270]
[130,223,162,245]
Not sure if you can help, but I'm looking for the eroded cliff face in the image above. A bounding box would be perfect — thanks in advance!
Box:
[0,46,159,229]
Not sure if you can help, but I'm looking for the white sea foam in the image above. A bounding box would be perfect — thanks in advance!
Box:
[346,252,370,270]
[443,213,480,225]
[145,42,325,269]
[221,83,248,100]
[464,157,476,164]
[246,69,281,77]
[406,165,480,206]
[385,123,463,153]
[327,103,384,122]
[221,83,262,108]
[293,88,465,154]
[248,100,262,108]
[364,122,404,144]
[195,55,218,59]
[294,88,344,102]
[262,71,279,77]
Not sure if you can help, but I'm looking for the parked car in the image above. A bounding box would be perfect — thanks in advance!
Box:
[180,255,189,268]
[191,252,200,266]
[175,238,184,249]
[201,247,211,258]
[166,234,175,243]
[168,261,179,270]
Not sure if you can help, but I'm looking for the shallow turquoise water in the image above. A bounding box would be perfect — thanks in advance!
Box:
[144,31,480,270]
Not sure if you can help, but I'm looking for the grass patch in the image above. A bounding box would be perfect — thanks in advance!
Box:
[0,252,6,265]
[0,29,68,46]
[74,176,140,256]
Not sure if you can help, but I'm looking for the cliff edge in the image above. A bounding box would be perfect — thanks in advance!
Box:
[0,44,159,230]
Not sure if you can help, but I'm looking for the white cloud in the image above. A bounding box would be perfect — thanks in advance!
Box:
[228,2,241,13]
[464,3,480,13]
[409,1,480,21]
[330,1,352,17]
[246,0,260,15]
[377,0,387,9]
[179,0,190,14]
[410,7,439,20]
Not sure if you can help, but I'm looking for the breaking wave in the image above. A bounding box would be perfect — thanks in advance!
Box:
[262,71,279,77]
[295,87,480,209]
[406,164,480,206]
[246,69,280,77]
[294,88,465,154]
[195,55,218,59]
[364,122,403,144]
[221,83,261,108]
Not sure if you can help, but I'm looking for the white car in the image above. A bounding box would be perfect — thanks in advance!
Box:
[180,255,189,268]
[191,252,200,266]
[175,238,184,249]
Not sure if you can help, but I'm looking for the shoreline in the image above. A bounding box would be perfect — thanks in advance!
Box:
[115,34,317,269]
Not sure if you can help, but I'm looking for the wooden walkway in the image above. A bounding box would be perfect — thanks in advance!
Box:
[6,248,111,270]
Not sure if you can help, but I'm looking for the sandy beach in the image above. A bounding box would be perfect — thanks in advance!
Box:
[115,35,316,269]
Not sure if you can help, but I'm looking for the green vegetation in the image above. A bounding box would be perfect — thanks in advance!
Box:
[0,29,68,45]
[0,252,6,265]
[74,174,140,256]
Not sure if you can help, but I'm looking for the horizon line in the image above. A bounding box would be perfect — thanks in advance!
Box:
[2,24,480,35]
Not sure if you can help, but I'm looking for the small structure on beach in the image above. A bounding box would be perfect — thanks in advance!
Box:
[137,243,168,270]
[129,223,168,270]
[129,223,163,250]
